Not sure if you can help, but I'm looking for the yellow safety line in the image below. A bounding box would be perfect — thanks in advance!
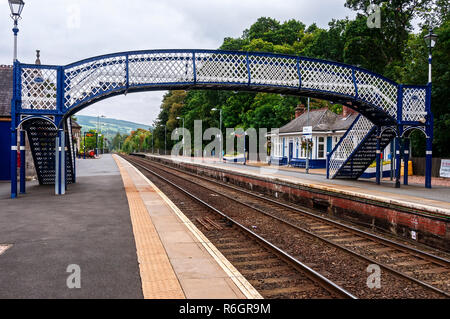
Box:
[113,155,185,299]
[121,155,263,299]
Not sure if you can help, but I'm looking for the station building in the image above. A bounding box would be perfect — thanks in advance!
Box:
[270,105,357,169]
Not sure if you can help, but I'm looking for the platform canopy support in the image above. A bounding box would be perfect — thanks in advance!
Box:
[394,136,402,189]
[10,128,17,199]
[20,129,26,194]
[376,126,382,185]
[55,129,66,195]
[403,138,410,186]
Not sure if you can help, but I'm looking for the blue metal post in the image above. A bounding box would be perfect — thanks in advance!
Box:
[55,131,61,195]
[20,130,26,194]
[394,136,402,188]
[425,78,433,189]
[376,126,381,185]
[425,136,433,188]
[61,129,66,195]
[10,61,18,199]
[403,138,410,185]
[10,129,17,198]
[390,142,394,180]
[326,152,330,179]
[73,142,76,183]
[425,111,433,189]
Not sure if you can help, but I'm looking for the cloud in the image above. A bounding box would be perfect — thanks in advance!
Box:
[0,0,354,124]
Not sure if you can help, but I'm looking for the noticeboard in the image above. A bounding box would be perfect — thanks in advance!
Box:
[440,159,450,178]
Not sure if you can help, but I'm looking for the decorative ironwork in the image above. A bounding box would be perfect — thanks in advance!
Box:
[249,54,298,87]
[300,59,355,96]
[328,115,374,178]
[21,66,57,110]
[129,52,194,85]
[402,87,427,122]
[64,56,126,110]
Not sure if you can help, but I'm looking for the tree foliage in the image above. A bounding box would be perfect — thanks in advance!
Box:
[148,0,449,157]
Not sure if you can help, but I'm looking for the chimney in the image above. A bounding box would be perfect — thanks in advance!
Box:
[343,105,356,117]
[295,104,306,119]
[35,50,41,65]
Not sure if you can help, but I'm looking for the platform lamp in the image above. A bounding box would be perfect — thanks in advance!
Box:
[8,0,25,198]
[424,28,438,84]
[8,0,25,62]
[423,28,438,189]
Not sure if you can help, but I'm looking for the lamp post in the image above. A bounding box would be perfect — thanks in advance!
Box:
[8,0,25,198]
[177,116,185,156]
[8,0,25,62]
[423,28,438,189]
[306,98,311,174]
[211,108,223,159]
[424,28,438,84]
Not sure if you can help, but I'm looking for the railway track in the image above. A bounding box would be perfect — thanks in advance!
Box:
[122,155,355,299]
[123,154,450,298]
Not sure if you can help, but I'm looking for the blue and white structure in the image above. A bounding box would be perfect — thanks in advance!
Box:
[9,49,434,198]
[270,107,358,168]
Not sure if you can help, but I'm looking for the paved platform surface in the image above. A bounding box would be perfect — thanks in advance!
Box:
[0,155,142,298]
[0,154,256,299]
[146,155,450,216]
[114,155,259,299]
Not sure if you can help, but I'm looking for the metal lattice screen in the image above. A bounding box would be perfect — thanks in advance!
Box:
[21,66,57,110]
[328,115,375,178]
[15,50,429,128]
[402,87,427,122]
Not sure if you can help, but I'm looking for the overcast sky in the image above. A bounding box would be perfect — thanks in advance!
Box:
[1,0,355,125]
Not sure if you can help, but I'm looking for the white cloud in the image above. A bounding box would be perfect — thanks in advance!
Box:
[0,0,354,125]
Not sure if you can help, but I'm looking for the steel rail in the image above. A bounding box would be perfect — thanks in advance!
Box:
[128,155,450,298]
[139,155,450,264]
[123,155,357,299]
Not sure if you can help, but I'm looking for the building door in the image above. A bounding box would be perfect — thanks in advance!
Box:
[327,137,333,154]
[289,142,293,162]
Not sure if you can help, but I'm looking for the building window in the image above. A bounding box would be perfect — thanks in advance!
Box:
[318,136,325,159]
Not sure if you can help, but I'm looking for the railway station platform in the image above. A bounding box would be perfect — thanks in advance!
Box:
[0,154,258,299]
[142,155,450,251]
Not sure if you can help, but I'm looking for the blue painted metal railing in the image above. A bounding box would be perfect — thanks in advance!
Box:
[13,49,428,125]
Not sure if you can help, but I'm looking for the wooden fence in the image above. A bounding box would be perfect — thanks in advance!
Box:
[411,157,443,177]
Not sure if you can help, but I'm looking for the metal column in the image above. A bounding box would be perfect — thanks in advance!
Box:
[20,130,26,194]
[403,138,410,185]
[375,127,381,185]
[10,129,17,199]
[394,137,402,188]
[55,129,66,195]
[425,137,433,189]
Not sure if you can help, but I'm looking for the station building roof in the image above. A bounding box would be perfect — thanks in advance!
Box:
[0,65,13,118]
[277,108,357,135]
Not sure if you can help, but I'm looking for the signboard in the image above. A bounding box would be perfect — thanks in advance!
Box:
[440,159,450,178]
[303,126,313,134]
[303,126,312,140]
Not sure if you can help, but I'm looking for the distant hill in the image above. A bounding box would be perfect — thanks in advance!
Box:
[74,115,152,142]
